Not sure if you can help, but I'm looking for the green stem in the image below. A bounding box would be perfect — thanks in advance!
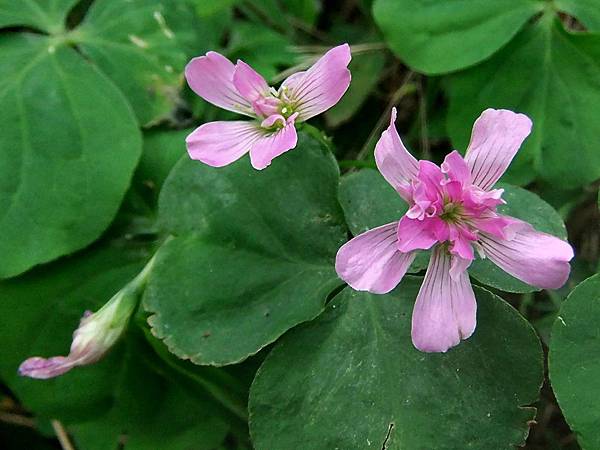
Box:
[519,292,534,316]
[127,238,172,311]
[546,290,564,310]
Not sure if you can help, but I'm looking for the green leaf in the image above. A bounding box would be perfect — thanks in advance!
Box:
[144,133,348,365]
[555,0,600,31]
[135,128,189,202]
[75,0,188,125]
[249,278,544,449]
[339,169,408,235]
[0,34,141,278]
[447,18,600,188]
[180,1,233,57]
[469,183,568,293]
[191,0,240,17]
[0,0,78,33]
[325,51,385,127]
[69,338,231,450]
[146,235,342,366]
[243,0,321,27]
[0,243,231,450]
[144,329,251,422]
[549,274,600,450]
[284,0,321,26]
[372,0,544,74]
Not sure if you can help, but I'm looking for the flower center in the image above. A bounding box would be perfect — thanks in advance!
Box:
[280,105,294,119]
[440,202,463,223]
[276,86,296,119]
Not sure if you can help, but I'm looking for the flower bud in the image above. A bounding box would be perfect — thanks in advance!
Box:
[18,286,138,379]
[18,255,155,379]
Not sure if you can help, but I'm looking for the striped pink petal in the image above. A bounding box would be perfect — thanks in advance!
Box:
[249,117,298,170]
[233,60,270,102]
[282,44,351,121]
[374,108,420,201]
[465,109,532,190]
[411,247,477,353]
[478,218,574,289]
[18,356,78,379]
[397,215,439,253]
[185,51,254,117]
[441,150,470,184]
[335,222,416,294]
[186,121,265,167]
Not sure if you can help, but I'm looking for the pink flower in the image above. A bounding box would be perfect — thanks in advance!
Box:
[185,44,351,170]
[335,108,574,353]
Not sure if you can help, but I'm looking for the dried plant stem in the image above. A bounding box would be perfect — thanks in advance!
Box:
[418,76,431,160]
[240,0,331,41]
[355,71,416,161]
[292,42,387,55]
[271,43,388,84]
[0,411,36,428]
[270,56,319,84]
[238,1,288,35]
[52,419,76,450]
[284,16,330,42]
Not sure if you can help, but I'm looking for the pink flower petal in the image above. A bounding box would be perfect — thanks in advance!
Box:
[186,121,265,167]
[397,215,439,253]
[417,160,445,197]
[449,234,475,262]
[465,109,533,190]
[374,107,419,201]
[280,71,304,90]
[444,180,463,202]
[447,223,477,262]
[249,119,298,170]
[411,247,477,353]
[462,186,505,210]
[185,51,254,116]
[335,222,416,294]
[441,150,470,184]
[18,310,105,379]
[470,213,521,240]
[282,43,351,121]
[233,60,270,102]
[18,356,76,379]
[478,218,574,289]
[261,114,286,128]
[449,255,472,281]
